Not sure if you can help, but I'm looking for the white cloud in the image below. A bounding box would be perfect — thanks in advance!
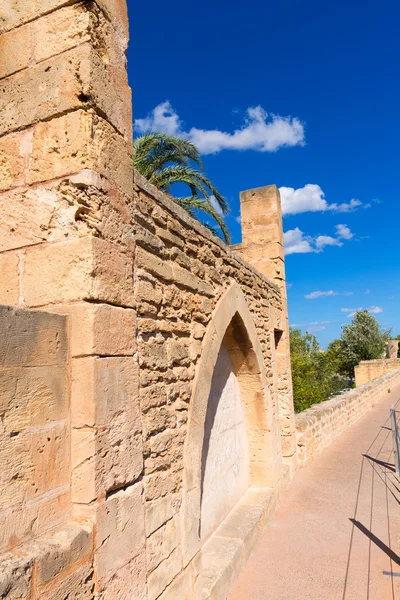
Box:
[135,101,305,155]
[284,228,314,255]
[315,235,342,250]
[341,305,383,317]
[365,289,371,295]
[336,224,354,240]
[284,224,354,255]
[369,305,383,314]
[279,184,363,216]
[306,291,353,300]
[292,320,330,326]
[305,290,338,299]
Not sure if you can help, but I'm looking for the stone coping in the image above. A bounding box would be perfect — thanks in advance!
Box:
[196,466,290,599]
[357,358,400,365]
[133,169,281,295]
[295,369,400,467]
[296,369,400,430]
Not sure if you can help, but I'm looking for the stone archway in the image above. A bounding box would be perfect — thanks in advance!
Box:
[182,282,282,565]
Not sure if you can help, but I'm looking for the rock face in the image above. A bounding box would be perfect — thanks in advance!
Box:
[0,1,295,599]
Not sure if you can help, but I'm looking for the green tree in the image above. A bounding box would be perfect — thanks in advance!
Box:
[132,132,230,242]
[340,310,391,378]
[290,328,343,412]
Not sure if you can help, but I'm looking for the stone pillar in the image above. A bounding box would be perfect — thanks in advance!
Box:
[386,340,399,359]
[0,2,146,597]
[236,185,297,467]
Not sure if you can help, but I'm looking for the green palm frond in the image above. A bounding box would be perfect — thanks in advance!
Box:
[132,132,230,243]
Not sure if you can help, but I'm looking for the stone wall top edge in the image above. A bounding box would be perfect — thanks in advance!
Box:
[357,358,400,365]
[295,368,400,427]
[133,169,281,295]
[0,303,67,324]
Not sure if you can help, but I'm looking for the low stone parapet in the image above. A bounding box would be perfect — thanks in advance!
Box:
[295,369,400,466]
[355,358,400,386]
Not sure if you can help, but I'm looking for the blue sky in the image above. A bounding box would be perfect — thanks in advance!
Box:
[126,0,400,348]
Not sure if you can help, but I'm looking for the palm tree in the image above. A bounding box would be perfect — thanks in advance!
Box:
[132,132,230,243]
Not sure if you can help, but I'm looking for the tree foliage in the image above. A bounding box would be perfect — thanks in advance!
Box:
[339,310,390,377]
[290,328,343,412]
[132,132,230,242]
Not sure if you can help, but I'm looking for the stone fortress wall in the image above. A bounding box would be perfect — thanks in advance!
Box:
[0,1,295,598]
[355,358,400,387]
[296,368,400,466]
[0,1,395,598]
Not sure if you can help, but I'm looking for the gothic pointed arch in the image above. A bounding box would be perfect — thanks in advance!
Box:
[181,282,282,564]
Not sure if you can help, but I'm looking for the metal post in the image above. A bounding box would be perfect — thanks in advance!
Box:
[390,405,400,477]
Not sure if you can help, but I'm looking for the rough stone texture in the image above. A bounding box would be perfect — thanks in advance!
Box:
[386,339,399,359]
[354,358,400,386]
[0,521,94,600]
[234,185,296,464]
[0,1,297,598]
[295,368,400,466]
[0,306,70,552]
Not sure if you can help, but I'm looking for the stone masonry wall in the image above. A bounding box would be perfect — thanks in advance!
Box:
[0,1,294,598]
[132,172,287,600]
[0,305,94,599]
[296,369,400,466]
[355,358,400,387]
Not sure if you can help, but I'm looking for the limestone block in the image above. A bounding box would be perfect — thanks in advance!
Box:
[0,252,19,305]
[0,367,68,433]
[40,564,94,600]
[28,110,133,196]
[32,3,92,63]
[0,24,31,78]
[36,522,92,585]
[71,428,96,504]
[158,568,193,600]
[145,495,177,537]
[0,43,131,139]
[23,237,134,307]
[146,517,180,573]
[3,0,129,42]
[71,356,140,428]
[0,488,70,552]
[147,547,182,600]
[51,302,136,357]
[30,424,69,497]
[95,482,145,589]
[96,552,147,600]
[0,305,67,367]
[0,129,32,192]
[0,0,72,33]
[71,356,142,497]
[0,551,33,599]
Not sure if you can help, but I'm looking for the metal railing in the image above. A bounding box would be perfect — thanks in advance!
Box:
[390,404,400,476]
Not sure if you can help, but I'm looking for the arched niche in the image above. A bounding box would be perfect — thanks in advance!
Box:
[181,282,282,565]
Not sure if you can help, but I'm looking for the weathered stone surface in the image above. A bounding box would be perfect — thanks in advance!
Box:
[41,564,94,600]
[0,43,131,138]
[51,302,136,357]
[37,522,92,584]
[0,305,67,366]
[23,237,134,307]
[28,110,133,196]
[0,129,32,192]
[147,546,182,600]
[0,551,33,599]
[0,24,31,79]
[95,482,145,589]
[0,253,19,305]
[296,369,400,466]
